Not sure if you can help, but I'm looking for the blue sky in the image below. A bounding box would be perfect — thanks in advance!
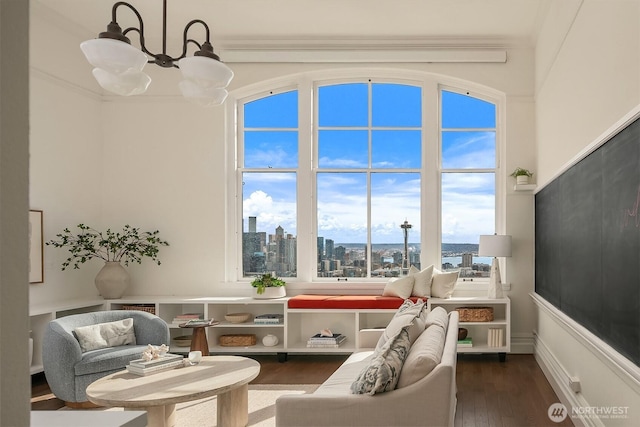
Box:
[242,85,495,244]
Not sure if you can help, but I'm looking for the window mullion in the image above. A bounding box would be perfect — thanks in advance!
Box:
[298,78,314,282]
[422,82,441,270]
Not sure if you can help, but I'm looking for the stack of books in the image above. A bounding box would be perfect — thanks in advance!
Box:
[171,313,203,325]
[126,353,184,376]
[179,318,218,327]
[254,314,284,325]
[457,337,473,348]
[307,333,346,348]
[487,328,504,347]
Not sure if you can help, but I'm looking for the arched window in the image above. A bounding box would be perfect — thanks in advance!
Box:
[232,73,502,285]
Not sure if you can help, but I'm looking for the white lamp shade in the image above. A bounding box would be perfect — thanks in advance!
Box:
[81,38,148,75]
[478,234,512,258]
[92,68,151,96]
[178,56,234,88]
[178,80,228,106]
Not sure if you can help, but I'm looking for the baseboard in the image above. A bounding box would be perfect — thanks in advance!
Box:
[510,333,534,354]
[534,334,596,427]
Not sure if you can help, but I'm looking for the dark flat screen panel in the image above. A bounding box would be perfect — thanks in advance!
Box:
[535,116,640,367]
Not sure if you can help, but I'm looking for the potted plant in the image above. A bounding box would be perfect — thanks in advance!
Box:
[510,167,534,185]
[250,273,286,299]
[47,224,169,299]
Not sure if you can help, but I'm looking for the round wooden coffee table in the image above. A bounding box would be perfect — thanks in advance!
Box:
[86,355,260,427]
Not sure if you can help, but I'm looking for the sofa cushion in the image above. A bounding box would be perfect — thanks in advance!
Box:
[375,299,426,352]
[396,323,446,388]
[431,269,459,298]
[350,326,412,395]
[410,264,434,298]
[74,318,136,352]
[74,344,148,376]
[425,306,449,330]
[314,351,374,396]
[382,275,414,299]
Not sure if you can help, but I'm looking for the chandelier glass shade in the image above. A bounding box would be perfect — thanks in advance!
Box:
[80,0,233,106]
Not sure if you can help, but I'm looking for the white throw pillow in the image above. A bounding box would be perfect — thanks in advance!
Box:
[74,318,136,352]
[410,265,434,298]
[375,299,426,351]
[431,269,459,298]
[396,323,446,388]
[382,275,414,299]
[351,326,412,395]
[425,306,449,330]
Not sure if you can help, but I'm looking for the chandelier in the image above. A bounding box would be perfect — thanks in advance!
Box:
[80,0,233,106]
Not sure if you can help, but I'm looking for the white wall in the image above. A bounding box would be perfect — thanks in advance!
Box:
[29,10,537,351]
[535,1,640,424]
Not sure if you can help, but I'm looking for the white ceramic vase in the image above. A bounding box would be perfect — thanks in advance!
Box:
[94,261,130,299]
[262,334,279,347]
[253,286,286,299]
[516,175,529,185]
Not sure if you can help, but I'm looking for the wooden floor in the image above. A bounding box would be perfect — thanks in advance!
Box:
[32,353,572,426]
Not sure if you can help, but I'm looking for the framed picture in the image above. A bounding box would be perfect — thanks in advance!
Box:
[29,210,44,283]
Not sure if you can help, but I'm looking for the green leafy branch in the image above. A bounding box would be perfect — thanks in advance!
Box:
[46,224,169,270]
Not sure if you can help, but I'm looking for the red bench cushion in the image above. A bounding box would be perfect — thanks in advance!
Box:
[288,295,424,310]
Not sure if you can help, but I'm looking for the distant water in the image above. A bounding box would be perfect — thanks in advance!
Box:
[332,242,491,266]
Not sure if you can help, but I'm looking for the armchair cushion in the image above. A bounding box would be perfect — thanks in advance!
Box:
[74,318,136,352]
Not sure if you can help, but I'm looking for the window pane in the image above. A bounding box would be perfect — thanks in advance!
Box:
[372,83,422,127]
[372,130,421,168]
[244,91,298,128]
[441,172,495,277]
[371,173,421,276]
[318,130,368,168]
[442,131,495,169]
[318,83,368,127]
[317,173,367,277]
[242,172,297,278]
[442,91,496,128]
[244,131,298,168]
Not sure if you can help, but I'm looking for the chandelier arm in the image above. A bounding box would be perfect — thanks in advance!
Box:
[179,19,211,60]
[111,1,152,56]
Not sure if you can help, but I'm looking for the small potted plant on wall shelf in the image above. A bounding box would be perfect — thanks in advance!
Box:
[251,273,286,299]
[510,167,534,185]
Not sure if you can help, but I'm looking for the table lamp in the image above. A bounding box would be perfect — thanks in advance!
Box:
[478,234,512,298]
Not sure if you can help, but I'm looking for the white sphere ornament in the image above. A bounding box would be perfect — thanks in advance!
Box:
[262,334,279,347]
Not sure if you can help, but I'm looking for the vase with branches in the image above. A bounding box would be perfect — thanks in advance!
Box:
[47,224,169,298]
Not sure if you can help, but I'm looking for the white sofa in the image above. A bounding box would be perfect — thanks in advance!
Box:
[276,309,459,427]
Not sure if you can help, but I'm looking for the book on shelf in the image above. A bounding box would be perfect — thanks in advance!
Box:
[457,337,473,348]
[126,358,184,376]
[128,353,183,368]
[308,333,343,341]
[171,313,203,324]
[179,318,218,327]
[487,328,504,348]
[307,335,346,347]
[254,314,284,324]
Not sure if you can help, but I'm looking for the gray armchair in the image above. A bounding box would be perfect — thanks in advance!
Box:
[43,310,170,404]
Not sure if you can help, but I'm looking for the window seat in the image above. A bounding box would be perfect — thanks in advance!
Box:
[288,294,425,310]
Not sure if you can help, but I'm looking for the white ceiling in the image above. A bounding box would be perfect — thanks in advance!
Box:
[34,0,552,49]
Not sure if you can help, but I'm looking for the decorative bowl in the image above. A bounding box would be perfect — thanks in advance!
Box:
[458,328,468,340]
[225,312,251,323]
[172,335,192,347]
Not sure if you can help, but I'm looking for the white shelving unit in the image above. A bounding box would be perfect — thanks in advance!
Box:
[427,296,510,361]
